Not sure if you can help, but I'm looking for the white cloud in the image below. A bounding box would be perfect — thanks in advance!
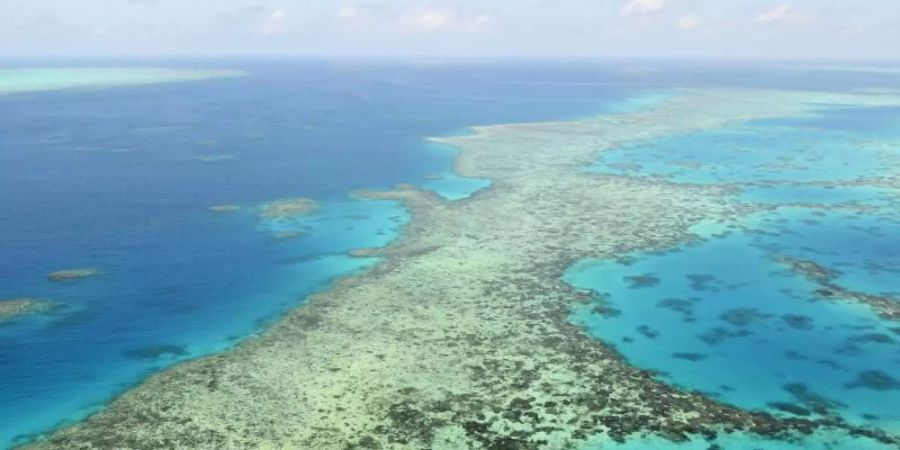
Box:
[756,5,791,22]
[337,6,363,21]
[92,27,111,37]
[755,4,813,24]
[465,13,494,33]
[414,9,455,31]
[622,0,666,17]
[402,8,493,33]
[257,9,288,36]
[676,14,703,30]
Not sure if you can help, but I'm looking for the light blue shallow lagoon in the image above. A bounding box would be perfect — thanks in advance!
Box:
[567,92,900,447]
[738,184,891,205]
[2,60,900,448]
[586,429,899,450]
[567,209,900,429]
[588,106,900,184]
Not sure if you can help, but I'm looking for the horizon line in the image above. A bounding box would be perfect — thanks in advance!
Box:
[1,54,899,65]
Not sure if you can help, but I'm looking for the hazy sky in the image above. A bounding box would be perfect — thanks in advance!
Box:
[1,0,899,60]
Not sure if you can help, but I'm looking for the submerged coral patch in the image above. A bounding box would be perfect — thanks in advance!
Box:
[0,298,57,321]
[847,371,900,391]
[259,198,319,220]
[208,204,242,213]
[25,87,900,449]
[47,269,99,281]
[672,352,707,362]
[624,274,660,289]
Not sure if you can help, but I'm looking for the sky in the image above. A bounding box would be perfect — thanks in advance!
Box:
[1,0,899,60]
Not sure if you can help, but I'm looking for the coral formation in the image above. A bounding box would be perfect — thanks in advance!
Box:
[47,269,99,282]
[27,88,900,449]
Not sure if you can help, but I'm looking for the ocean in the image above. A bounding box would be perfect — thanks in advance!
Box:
[1,59,899,448]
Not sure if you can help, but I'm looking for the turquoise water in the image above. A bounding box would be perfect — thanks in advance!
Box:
[420,142,491,200]
[0,60,652,448]
[568,100,900,442]
[422,172,492,200]
[3,60,900,448]
[588,107,900,184]
[743,208,900,300]
[0,68,242,94]
[567,209,900,428]
[586,429,897,450]
[738,184,891,205]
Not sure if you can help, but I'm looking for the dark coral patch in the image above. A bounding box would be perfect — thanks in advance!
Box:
[767,402,812,416]
[592,303,622,318]
[781,314,814,330]
[846,370,900,391]
[686,274,717,292]
[784,383,845,415]
[699,327,754,345]
[672,352,707,362]
[720,308,773,327]
[657,298,695,316]
[816,359,844,370]
[848,333,895,345]
[637,325,659,339]
[624,274,660,289]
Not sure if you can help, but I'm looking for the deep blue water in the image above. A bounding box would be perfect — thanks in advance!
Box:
[0,60,665,447]
[2,60,900,448]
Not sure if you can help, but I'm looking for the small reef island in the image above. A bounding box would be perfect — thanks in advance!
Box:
[0,298,56,322]
[47,269,100,282]
[27,87,900,449]
[208,205,242,213]
[0,68,244,96]
[259,198,319,220]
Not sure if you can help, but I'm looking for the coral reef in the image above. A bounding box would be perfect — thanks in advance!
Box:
[47,269,99,282]
[0,298,56,322]
[27,88,900,449]
[208,205,242,213]
[259,198,319,220]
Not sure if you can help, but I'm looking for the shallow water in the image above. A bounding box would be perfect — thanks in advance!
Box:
[419,142,491,200]
[738,185,891,205]
[0,60,648,447]
[585,429,899,450]
[568,100,900,437]
[3,60,900,448]
[588,107,900,184]
[0,68,242,94]
[567,209,900,429]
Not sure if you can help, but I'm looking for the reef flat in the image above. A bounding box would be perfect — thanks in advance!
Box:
[259,198,319,220]
[207,205,242,213]
[28,89,900,449]
[781,257,900,321]
[0,298,56,322]
[0,68,244,96]
[47,269,99,282]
